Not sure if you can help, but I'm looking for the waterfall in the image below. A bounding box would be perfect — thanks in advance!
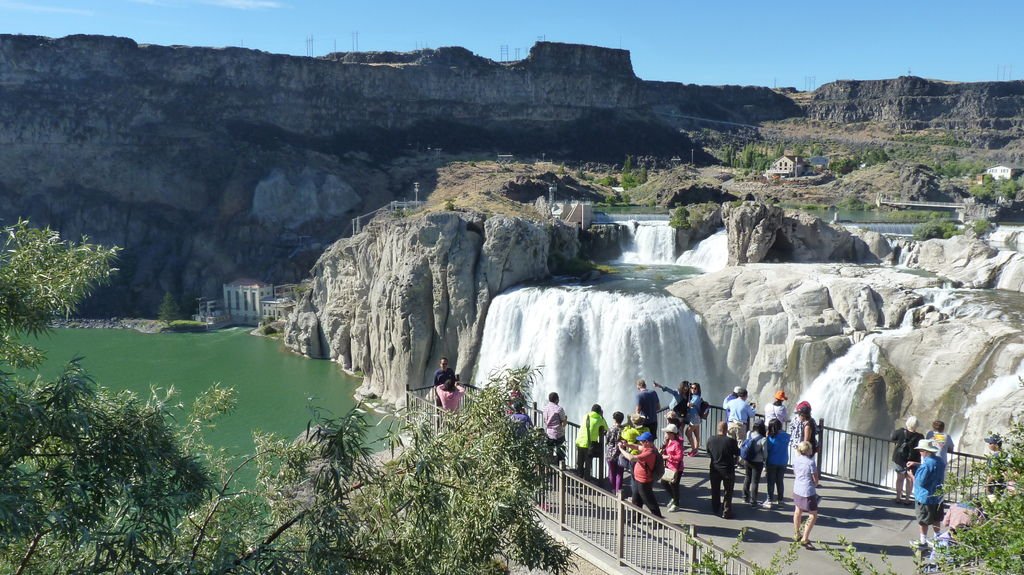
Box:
[618,221,677,265]
[801,334,882,431]
[676,229,728,272]
[475,286,709,423]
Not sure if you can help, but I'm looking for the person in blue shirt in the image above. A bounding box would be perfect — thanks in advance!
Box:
[764,418,791,508]
[910,438,946,547]
[634,379,661,439]
[724,388,756,442]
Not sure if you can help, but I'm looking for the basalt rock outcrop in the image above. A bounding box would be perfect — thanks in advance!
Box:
[722,202,889,265]
[667,262,1024,453]
[806,76,1024,147]
[0,34,801,314]
[284,212,576,404]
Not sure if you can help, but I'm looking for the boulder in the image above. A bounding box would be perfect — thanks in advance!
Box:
[722,201,890,266]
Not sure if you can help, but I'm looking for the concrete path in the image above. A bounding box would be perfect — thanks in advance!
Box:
[563,452,924,574]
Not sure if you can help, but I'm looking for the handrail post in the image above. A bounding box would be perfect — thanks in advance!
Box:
[816,418,825,470]
[557,462,567,530]
[687,524,697,575]
[615,489,625,563]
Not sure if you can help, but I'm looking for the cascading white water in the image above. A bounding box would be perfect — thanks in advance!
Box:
[618,221,677,265]
[801,334,882,431]
[475,286,709,423]
[675,229,729,272]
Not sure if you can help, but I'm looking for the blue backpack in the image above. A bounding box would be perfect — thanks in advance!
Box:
[740,436,757,462]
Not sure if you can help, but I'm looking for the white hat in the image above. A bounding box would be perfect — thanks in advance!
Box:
[664,423,679,435]
[915,438,938,453]
[733,386,742,394]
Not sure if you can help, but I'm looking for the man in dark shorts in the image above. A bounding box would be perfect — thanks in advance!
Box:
[706,421,739,519]
[910,438,946,547]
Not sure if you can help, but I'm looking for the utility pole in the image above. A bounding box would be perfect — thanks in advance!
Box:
[414,182,420,202]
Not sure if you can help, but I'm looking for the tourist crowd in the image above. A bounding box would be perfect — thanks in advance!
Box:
[428,359,1008,554]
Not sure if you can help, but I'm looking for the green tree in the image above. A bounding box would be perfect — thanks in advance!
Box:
[669,206,692,230]
[158,291,182,322]
[0,223,213,575]
[941,420,1024,574]
[912,220,961,241]
[639,165,648,184]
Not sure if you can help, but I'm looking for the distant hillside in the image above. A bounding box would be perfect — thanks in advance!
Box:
[0,35,797,315]
[805,76,1024,149]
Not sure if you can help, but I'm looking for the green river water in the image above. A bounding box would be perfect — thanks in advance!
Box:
[30,328,373,457]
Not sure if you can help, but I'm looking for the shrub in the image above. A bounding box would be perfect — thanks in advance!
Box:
[669,206,691,230]
[164,320,208,332]
[444,198,456,211]
[912,220,961,241]
[972,219,992,236]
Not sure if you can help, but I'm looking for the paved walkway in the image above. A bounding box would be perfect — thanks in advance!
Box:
[569,452,922,574]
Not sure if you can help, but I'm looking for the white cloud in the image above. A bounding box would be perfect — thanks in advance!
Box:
[201,0,284,8]
[0,0,93,14]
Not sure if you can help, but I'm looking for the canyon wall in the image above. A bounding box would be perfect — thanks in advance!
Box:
[283,211,576,404]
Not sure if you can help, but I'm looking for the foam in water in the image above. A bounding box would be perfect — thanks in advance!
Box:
[618,221,677,265]
[675,229,728,272]
[475,286,709,422]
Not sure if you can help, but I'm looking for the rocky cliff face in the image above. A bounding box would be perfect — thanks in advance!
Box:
[722,202,889,265]
[0,34,800,314]
[807,76,1024,147]
[667,262,1024,453]
[284,212,576,404]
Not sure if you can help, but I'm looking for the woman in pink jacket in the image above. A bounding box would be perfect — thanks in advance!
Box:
[660,423,686,512]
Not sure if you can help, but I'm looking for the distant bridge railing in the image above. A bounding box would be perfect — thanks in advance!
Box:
[351,200,425,235]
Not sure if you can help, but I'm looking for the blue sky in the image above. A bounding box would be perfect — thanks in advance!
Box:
[1,0,1020,89]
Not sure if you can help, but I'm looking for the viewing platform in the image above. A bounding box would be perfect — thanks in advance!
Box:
[408,386,985,574]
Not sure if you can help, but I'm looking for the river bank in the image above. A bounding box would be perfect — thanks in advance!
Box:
[49,317,166,333]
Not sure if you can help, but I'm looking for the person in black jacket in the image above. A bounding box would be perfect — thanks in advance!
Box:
[890,416,924,505]
[706,421,740,519]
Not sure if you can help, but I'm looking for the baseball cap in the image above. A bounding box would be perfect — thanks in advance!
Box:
[733,386,742,394]
[774,390,788,401]
[637,431,654,442]
[984,434,1003,445]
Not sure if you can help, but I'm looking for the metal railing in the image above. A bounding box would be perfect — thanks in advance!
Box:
[406,387,988,574]
[351,200,426,235]
[405,387,755,575]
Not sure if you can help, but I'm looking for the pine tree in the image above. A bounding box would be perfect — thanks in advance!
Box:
[158,291,181,323]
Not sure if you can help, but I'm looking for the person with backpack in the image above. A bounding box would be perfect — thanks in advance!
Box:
[706,421,740,519]
[891,416,924,505]
[605,412,626,496]
[660,424,686,512]
[741,420,768,507]
[654,380,690,421]
[575,404,608,481]
[764,418,791,508]
[619,431,664,518]
[686,382,706,456]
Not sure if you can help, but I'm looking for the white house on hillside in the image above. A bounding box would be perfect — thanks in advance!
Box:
[766,155,808,178]
[985,165,1023,181]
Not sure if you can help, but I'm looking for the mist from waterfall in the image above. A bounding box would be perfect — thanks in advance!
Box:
[675,229,729,272]
[475,286,709,423]
[618,221,677,265]
[801,334,882,431]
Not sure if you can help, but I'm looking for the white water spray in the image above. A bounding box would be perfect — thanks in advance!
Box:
[675,229,729,272]
[475,286,709,422]
[618,221,677,265]
[801,334,882,431]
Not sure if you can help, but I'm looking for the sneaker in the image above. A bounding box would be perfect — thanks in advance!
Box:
[909,539,931,548]
[761,500,773,509]
[669,504,682,512]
